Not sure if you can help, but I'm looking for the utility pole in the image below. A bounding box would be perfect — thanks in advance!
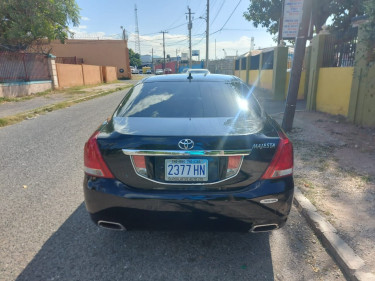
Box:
[215,39,216,60]
[282,0,312,131]
[176,49,179,73]
[186,7,194,68]
[160,31,168,70]
[151,48,154,72]
[205,0,209,69]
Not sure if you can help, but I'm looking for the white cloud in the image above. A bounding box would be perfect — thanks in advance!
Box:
[69,27,121,40]
[81,16,90,21]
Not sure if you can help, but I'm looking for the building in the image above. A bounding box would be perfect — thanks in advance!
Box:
[47,39,131,79]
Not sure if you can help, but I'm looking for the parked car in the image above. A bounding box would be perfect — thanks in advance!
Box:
[164,68,172,74]
[83,74,294,232]
[155,69,164,75]
[143,67,152,74]
[187,68,210,75]
[130,66,139,74]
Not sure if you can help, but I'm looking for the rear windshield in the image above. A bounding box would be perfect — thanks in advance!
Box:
[115,80,262,118]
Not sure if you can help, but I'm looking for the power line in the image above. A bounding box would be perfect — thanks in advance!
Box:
[192,32,206,36]
[192,36,206,47]
[137,35,187,42]
[164,5,189,30]
[211,0,225,25]
[165,22,188,32]
[221,28,259,31]
[139,31,160,36]
[210,0,242,35]
[139,19,198,38]
[165,37,188,46]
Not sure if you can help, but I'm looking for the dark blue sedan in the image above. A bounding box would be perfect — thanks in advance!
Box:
[83,74,294,232]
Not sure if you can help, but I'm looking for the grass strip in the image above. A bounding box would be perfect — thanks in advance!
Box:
[0,85,132,128]
[0,80,125,104]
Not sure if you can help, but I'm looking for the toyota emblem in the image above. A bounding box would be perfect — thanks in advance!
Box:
[178,139,194,150]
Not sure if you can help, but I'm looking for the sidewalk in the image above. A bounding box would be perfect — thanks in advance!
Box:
[0,81,135,122]
[255,89,375,280]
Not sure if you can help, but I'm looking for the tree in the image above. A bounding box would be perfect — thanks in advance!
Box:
[362,0,375,61]
[0,0,80,51]
[129,48,141,67]
[243,0,365,39]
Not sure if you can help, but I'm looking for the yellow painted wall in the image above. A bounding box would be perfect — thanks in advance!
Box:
[249,70,259,86]
[259,70,273,90]
[285,70,305,100]
[240,70,247,81]
[234,70,240,77]
[316,67,353,116]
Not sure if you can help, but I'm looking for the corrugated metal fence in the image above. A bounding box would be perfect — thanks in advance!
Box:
[0,52,50,82]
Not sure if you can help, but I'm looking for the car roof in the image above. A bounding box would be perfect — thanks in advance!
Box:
[142,74,238,83]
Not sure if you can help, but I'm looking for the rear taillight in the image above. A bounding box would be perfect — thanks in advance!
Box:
[261,131,293,180]
[226,155,243,178]
[84,131,114,178]
[132,155,147,177]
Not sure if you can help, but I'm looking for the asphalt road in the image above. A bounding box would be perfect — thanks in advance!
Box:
[0,89,344,281]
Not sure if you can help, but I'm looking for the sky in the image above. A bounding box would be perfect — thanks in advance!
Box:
[70,0,276,59]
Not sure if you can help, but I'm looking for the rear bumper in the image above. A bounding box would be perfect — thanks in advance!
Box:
[83,176,294,232]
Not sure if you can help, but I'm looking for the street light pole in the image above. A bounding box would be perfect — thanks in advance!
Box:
[205,0,209,69]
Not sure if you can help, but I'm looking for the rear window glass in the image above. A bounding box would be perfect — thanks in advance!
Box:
[115,80,262,118]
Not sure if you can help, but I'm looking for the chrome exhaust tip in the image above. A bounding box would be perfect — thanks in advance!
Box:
[98,220,126,231]
[251,224,279,233]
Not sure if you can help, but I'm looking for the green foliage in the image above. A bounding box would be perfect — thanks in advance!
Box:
[362,0,375,62]
[243,0,283,35]
[328,0,365,37]
[363,0,375,38]
[243,0,365,38]
[0,0,80,51]
[129,48,141,67]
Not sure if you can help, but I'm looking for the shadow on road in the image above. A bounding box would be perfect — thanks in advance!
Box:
[16,203,274,281]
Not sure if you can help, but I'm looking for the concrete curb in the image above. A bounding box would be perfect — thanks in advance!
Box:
[293,187,375,281]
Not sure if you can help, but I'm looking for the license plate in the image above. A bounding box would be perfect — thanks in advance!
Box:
[165,159,208,182]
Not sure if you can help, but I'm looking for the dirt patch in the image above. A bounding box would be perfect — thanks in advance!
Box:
[272,111,375,274]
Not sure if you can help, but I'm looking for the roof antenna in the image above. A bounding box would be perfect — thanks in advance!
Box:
[187,72,193,80]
